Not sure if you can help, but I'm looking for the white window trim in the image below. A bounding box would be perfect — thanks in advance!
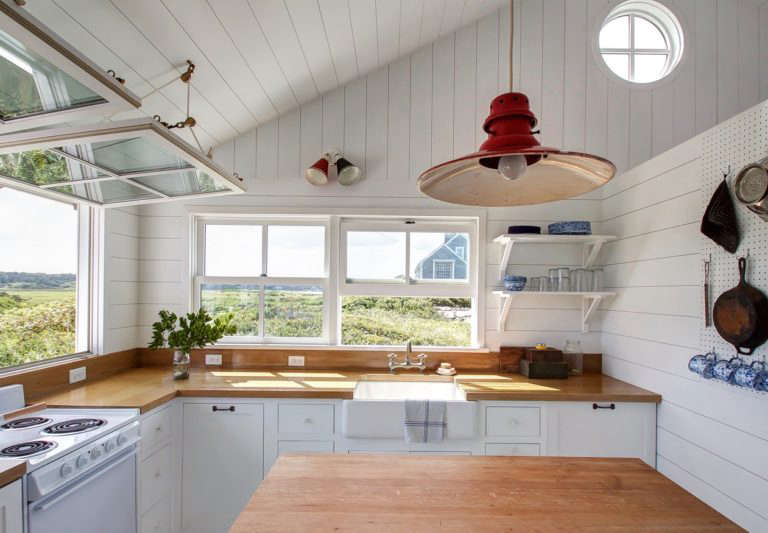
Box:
[189,210,484,349]
[193,217,331,345]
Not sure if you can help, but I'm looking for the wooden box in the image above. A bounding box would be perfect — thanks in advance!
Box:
[524,347,564,362]
[519,359,569,379]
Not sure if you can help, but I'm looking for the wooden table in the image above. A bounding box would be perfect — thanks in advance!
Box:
[230,455,742,532]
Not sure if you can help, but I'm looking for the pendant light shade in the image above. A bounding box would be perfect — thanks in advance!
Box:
[305,157,329,185]
[418,93,615,206]
[336,157,362,186]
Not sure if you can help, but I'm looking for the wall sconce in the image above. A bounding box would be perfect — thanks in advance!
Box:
[304,151,362,186]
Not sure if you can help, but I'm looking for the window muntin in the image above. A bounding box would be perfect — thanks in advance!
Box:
[598,1,683,84]
[0,187,90,369]
[197,219,329,343]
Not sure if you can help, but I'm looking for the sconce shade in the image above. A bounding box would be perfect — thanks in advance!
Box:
[336,157,362,185]
[305,157,329,185]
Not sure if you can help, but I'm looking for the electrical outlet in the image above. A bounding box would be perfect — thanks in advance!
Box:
[288,355,305,367]
[205,353,223,366]
[69,366,86,384]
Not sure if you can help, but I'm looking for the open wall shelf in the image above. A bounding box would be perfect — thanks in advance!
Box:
[493,291,615,333]
[492,234,616,282]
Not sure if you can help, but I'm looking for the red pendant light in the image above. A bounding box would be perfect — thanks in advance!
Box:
[417,2,615,206]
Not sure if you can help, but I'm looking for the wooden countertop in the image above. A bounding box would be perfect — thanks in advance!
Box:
[38,367,660,413]
[230,455,742,532]
[0,460,25,488]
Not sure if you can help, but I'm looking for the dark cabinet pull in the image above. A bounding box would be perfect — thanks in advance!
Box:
[592,403,616,410]
[212,405,235,412]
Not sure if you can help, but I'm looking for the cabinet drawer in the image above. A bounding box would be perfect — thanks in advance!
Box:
[141,406,173,456]
[0,479,22,533]
[485,443,540,456]
[140,496,171,533]
[485,406,541,438]
[278,440,334,454]
[140,444,173,513]
[278,404,334,435]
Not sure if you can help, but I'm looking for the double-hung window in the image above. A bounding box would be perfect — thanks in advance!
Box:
[194,219,329,343]
[340,219,476,347]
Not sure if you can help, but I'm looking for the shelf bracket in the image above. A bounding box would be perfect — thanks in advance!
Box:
[582,241,604,268]
[497,292,517,331]
[498,240,514,281]
[581,295,603,333]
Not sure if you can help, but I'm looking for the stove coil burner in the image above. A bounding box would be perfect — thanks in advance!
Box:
[43,418,106,435]
[0,440,56,457]
[0,417,53,430]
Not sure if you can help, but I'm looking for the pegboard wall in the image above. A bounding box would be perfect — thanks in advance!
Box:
[700,100,768,364]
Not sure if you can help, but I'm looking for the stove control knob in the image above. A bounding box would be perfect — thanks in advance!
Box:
[104,439,116,452]
[76,455,88,468]
[117,434,128,446]
[60,463,73,478]
[90,447,102,460]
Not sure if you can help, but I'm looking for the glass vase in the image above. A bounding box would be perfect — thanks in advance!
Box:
[173,350,190,380]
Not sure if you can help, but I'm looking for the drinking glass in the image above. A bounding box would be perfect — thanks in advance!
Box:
[538,276,550,291]
[572,268,592,292]
[591,268,604,291]
[527,277,540,291]
[548,268,558,290]
[556,267,570,292]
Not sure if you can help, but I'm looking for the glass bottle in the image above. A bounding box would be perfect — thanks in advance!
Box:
[563,340,583,375]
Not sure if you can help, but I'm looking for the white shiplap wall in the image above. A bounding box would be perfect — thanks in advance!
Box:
[598,100,768,531]
[101,207,141,354]
[515,0,767,174]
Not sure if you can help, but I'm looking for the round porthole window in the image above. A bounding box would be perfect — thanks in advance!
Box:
[598,0,684,84]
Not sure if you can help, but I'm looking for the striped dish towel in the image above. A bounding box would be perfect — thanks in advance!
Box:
[404,399,446,443]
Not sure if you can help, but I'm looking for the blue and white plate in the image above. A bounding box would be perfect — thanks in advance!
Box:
[548,221,592,235]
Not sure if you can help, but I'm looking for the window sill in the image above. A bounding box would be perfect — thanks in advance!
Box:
[208,344,491,353]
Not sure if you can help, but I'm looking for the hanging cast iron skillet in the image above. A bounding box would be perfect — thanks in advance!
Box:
[713,257,768,355]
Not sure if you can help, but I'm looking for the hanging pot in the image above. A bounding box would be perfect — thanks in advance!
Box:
[713,257,768,355]
[733,157,768,221]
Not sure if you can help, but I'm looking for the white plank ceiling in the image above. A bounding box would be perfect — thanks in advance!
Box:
[23,0,508,150]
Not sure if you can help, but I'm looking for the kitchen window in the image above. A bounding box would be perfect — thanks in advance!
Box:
[0,186,92,369]
[195,219,329,343]
[194,215,479,348]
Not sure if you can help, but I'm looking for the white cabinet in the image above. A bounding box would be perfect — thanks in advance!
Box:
[0,479,22,533]
[547,402,657,466]
[485,443,540,456]
[181,402,264,533]
[139,402,179,533]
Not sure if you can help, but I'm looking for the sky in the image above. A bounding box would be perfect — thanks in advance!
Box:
[205,225,462,279]
[0,187,78,274]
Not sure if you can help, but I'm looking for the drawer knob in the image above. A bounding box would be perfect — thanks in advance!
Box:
[155,425,162,432]
[304,418,313,424]
[154,471,161,479]
[592,403,616,410]
[508,418,519,425]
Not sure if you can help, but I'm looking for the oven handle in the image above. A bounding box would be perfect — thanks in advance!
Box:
[31,446,136,512]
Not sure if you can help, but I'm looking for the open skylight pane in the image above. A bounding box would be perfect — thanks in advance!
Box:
[131,170,228,197]
[0,149,87,185]
[90,136,192,174]
[48,179,159,204]
[0,3,139,132]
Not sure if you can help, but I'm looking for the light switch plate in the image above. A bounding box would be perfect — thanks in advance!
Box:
[288,355,305,367]
[69,366,86,384]
[205,353,223,366]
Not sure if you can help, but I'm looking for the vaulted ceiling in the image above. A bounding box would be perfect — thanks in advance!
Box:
[24,0,508,150]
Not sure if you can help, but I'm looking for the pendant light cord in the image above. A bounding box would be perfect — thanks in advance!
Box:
[509,0,515,91]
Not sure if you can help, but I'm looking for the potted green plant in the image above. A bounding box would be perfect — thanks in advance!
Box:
[148,309,236,379]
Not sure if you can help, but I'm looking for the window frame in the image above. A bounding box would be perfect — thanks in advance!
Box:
[194,217,331,345]
[191,213,483,349]
[0,187,95,373]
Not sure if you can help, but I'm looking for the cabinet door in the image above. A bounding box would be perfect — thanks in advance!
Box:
[0,479,22,533]
[182,403,264,533]
[549,402,656,466]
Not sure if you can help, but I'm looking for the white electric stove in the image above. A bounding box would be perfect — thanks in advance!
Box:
[0,384,140,533]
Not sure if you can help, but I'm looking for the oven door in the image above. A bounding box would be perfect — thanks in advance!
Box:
[28,447,136,533]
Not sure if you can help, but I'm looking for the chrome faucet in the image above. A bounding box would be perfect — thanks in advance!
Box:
[387,340,428,374]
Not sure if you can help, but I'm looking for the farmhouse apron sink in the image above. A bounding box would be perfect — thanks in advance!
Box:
[342,378,476,439]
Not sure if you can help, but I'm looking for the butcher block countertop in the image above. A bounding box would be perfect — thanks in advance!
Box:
[0,460,25,488]
[38,367,660,413]
[230,455,742,532]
